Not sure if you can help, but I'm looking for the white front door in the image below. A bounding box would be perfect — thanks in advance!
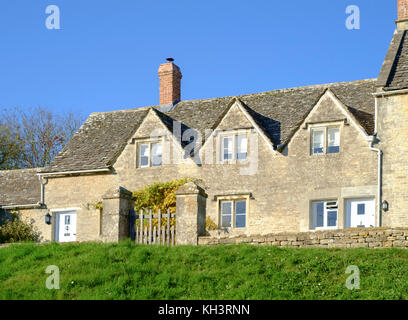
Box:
[56,211,77,242]
[345,199,375,228]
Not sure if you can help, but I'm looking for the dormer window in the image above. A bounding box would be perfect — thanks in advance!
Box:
[138,142,162,167]
[222,136,233,161]
[151,142,162,166]
[311,127,340,155]
[220,133,248,162]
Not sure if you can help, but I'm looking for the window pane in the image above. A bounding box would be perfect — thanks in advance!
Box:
[316,202,324,227]
[235,200,246,228]
[357,204,365,215]
[327,210,337,227]
[221,215,232,228]
[328,128,340,154]
[140,144,149,167]
[236,135,248,160]
[235,215,246,228]
[152,143,162,167]
[223,137,233,160]
[221,201,232,228]
[312,130,324,154]
[235,201,246,215]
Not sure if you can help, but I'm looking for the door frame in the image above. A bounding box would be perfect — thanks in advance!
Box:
[52,208,79,242]
[345,198,375,229]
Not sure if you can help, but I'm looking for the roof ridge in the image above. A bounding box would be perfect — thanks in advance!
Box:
[174,78,377,105]
[81,79,377,116]
[90,106,152,116]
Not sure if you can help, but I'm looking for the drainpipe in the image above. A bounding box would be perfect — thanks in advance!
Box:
[38,175,48,206]
[367,135,383,227]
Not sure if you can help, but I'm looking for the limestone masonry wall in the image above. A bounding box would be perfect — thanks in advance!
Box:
[198,228,408,248]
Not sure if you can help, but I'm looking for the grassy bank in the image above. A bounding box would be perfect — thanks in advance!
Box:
[0,241,408,300]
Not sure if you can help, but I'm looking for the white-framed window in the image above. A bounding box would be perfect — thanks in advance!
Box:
[138,141,162,168]
[220,132,248,162]
[327,127,340,154]
[311,127,340,155]
[222,136,233,161]
[139,144,150,167]
[311,200,338,230]
[236,135,248,160]
[151,142,162,167]
[220,199,247,228]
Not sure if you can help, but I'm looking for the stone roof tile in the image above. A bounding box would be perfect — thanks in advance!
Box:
[40,79,376,173]
[0,168,42,207]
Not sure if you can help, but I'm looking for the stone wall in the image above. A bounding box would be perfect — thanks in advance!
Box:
[377,93,408,228]
[198,228,408,248]
[38,96,379,242]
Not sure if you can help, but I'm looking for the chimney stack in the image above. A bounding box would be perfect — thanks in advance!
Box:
[399,0,408,20]
[397,0,408,30]
[158,58,182,105]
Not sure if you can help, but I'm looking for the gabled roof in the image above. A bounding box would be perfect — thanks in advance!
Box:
[0,168,42,207]
[41,108,149,173]
[40,79,376,174]
[166,79,376,145]
[378,30,408,91]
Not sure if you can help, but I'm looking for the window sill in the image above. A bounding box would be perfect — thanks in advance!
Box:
[311,227,338,232]
[137,165,163,169]
[310,153,340,157]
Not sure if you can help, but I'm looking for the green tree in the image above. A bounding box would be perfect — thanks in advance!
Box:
[0,106,84,169]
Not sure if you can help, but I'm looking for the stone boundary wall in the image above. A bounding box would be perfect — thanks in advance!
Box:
[198,228,408,248]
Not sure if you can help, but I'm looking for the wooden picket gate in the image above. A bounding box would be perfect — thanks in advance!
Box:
[130,209,176,246]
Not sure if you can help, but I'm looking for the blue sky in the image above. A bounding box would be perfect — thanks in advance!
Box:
[0,0,396,117]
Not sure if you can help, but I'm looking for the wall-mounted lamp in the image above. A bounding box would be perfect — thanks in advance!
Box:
[45,212,52,225]
[382,200,389,212]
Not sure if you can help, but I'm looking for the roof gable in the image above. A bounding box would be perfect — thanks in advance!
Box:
[280,89,369,151]
[41,79,376,174]
[378,30,408,91]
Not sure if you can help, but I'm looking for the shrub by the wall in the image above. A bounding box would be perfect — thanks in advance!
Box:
[0,212,41,243]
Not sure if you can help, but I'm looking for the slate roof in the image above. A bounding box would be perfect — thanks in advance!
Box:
[40,79,376,174]
[0,168,42,207]
[378,30,408,91]
[41,108,149,173]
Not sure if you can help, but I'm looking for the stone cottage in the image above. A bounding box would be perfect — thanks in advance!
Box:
[1,1,408,243]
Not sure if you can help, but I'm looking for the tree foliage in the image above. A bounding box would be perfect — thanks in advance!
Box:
[0,106,84,169]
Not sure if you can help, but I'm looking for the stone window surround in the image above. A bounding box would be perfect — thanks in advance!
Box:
[215,128,253,164]
[306,120,346,156]
[215,194,251,230]
[133,136,168,168]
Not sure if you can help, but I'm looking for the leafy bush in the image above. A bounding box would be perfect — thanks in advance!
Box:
[133,178,191,230]
[133,178,192,214]
[0,212,41,243]
[132,178,218,231]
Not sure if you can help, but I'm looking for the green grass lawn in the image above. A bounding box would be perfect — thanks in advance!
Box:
[1,241,408,300]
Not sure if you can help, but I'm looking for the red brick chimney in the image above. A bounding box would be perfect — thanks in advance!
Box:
[158,58,182,105]
[399,0,408,20]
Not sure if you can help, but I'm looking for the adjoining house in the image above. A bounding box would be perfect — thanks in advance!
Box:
[1,1,408,243]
